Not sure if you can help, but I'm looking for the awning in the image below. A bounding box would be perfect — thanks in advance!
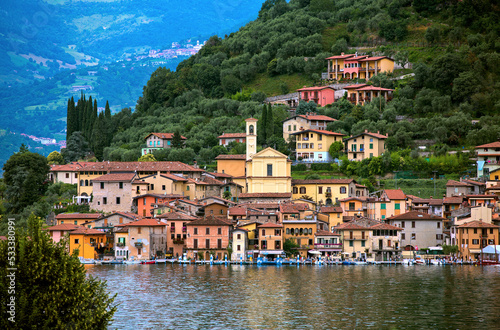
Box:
[308,250,321,255]
[468,249,481,254]
[258,250,284,255]
[477,161,485,171]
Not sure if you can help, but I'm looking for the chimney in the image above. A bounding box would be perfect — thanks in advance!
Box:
[341,52,344,56]
[364,129,368,133]
[377,131,379,134]
[430,196,433,199]
[386,133,389,137]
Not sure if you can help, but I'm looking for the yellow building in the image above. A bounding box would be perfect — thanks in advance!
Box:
[326,54,394,81]
[340,197,366,218]
[457,221,500,260]
[291,129,345,162]
[283,220,318,257]
[320,206,344,231]
[292,179,357,205]
[55,213,102,226]
[183,178,207,200]
[215,154,246,178]
[139,173,187,195]
[335,221,370,259]
[69,227,107,260]
[282,113,336,142]
[344,130,388,161]
[366,189,406,221]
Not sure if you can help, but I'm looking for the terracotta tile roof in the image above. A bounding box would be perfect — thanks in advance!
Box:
[218,133,246,139]
[458,221,500,228]
[187,215,233,226]
[241,203,280,209]
[315,229,340,236]
[355,86,394,92]
[107,212,142,220]
[463,179,485,186]
[358,56,392,62]
[386,211,446,221]
[320,206,343,213]
[56,213,102,220]
[293,179,354,185]
[79,161,204,173]
[345,56,369,61]
[210,172,233,178]
[124,218,165,227]
[384,189,406,200]
[178,199,201,206]
[202,176,225,185]
[296,86,335,91]
[325,54,356,60]
[339,197,365,202]
[344,84,369,89]
[248,210,277,216]
[356,184,367,188]
[475,141,500,149]
[133,179,149,185]
[69,227,106,235]
[132,193,184,200]
[370,223,402,231]
[258,223,283,228]
[344,131,388,141]
[160,173,188,181]
[93,173,136,182]
[50,162,94,172]
[336,222,368,230]
[234,227,249,232]
[229,206,247,216]
[45,224,82,231]
[280,203,310,213]
[446,180,471,187]
[443,197,464,204]
[200,196,236,204]
[245,117,258,122]
[146,132,186,140]
[297,114,336,122]
[186,178,208,185]
[467,194,497,199]
[157,211,199,220]
[114,227,129,233]
[239,193,292,198]
[215,154,246,160]
[290,129,343,136]
[412,198,443,205]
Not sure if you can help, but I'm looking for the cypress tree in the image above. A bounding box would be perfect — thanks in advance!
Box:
[104,100,112,146]
[266,103,274,141]
[66,98,72,141]
[260,104,267,144]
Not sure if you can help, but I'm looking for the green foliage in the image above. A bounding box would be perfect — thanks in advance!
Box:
[296,100,317,115]
[283,238,300,257]
[171,131,184,149]
[304,173,321,180]
[328,141,344,159]
[61,132,90,163]
[47,151,65,165]
[0,214,116,328]
[2,148,50,214]
[138,153,157,162]
[442,244,459,255]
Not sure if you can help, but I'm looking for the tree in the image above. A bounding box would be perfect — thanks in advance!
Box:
[223,190,232,200]
[0,214,116,328]
[61,132,90,163]
[283,238,300,257]
[296,100,317,115]
[47,151,65,165]
[395,50,409,69]
[329,141,344,159]
[171,131,184,149]
[266,103,274,141]
[331,38,348,55]
[2,147,50,214]
[260,104,268,143]
[138,153,157,162]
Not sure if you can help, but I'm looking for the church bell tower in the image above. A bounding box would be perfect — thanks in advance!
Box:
[245,117,258,161]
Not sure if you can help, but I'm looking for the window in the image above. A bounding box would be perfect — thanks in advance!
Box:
[267,164,273,176]
[119,217,123,224]
[318,135,322,141]
[138,227,142,234]
[382,215,386,219]
[437,222,441,229]
[288,125,291,131]
[74,239,79,244]
[194,228,198,235]
[474,228,477,234]
[395,203,400,210]
[318,144,322,149]
[217,239,222,249]
[300,187,306,194]
[206,228,210,235]
[237,244,241,251]
[119,182,123,189]
[150,184,154,190]
[218,228,222,235]
[206,239,210,248]
[293,187,298,194]
[411,233,416,240]
[381,203,386,210]
[370,143,373,149]
[472,239,479,245]
[65,173,70,178]
[412,221,416,228]
[349,241,354,247]
[293,125,296,131]
[194,239,198,249]
[186,186,190,191]
[401,221,405,228]
[116,197,121,205]
[237,233,241,240]
[401,233,405,240]
[318,187,323,194]
[361,241,365,247]
[286,228,290,235]
[103,197,107,205]
[349,202,355,210]
[162,185,166,191]
[100,182,104,189]
[340,187,346,194]
[249,125,254,134]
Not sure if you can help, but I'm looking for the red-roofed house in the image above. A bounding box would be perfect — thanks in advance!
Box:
[326,53,394,81]
[290,129,345,162]
[218,133,246,146]
[256,223,283,257]
[366,189,406,221]
[122,218,167,260]
[185,216,232,260]
[55,213,102,226]
[296,86,336,107]
[314,230,342,257]
[158,211,199,258]
[49,162,94,184]
[142,132,187,155]
[475,140,500,178]
[345,85,394,106]
[45,223,81,243]
[457,220,500,260]
[68,227,108,260]
[344,130,388,161]
[282,112,336,141]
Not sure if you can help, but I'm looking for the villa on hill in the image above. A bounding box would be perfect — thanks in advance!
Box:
[142,132,187,155]
[325,53,394,81]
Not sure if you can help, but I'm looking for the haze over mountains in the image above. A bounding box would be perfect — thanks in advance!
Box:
[0,0,264,170]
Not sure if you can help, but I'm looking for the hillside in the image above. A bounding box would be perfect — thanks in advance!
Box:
[0,0,265,171]
[99,0,499,170]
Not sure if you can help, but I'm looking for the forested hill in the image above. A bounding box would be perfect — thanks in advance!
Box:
[75,0,499,165]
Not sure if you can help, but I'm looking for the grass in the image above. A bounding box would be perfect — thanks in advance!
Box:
[380,178,448,199]
[245,73,312,97]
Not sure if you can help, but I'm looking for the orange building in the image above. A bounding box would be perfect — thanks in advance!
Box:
[134,194,183,217]
[457,220,500,260]
[185,216,232,260]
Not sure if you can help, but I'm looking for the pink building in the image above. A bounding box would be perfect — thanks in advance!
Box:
[297,86,336,107]
[157,211,199,258]
[185,215,232,261]
[45,223,81,243]
[218,133,246,146]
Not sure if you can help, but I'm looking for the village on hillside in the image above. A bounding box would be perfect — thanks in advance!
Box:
[46,95,500,264]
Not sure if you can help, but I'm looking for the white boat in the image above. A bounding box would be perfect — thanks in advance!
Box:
[123,260,141,264]
[78,256,96,264]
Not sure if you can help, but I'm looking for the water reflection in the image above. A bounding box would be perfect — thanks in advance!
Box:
[85,264,500,329]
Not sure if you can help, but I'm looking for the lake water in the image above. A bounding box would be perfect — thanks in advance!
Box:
[86,264,500,329]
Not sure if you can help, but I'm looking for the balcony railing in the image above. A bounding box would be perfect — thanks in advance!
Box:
[314,243,342,249]
[116,242,125,247]
[134,242,143,247]
[182,227,187,233]
[170,227,175,233]
[173,240,184,245]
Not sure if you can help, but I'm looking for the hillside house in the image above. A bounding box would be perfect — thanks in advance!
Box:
[142,132,187,155]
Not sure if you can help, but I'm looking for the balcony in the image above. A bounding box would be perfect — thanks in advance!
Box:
[134,242,143,247]
[314,243,342,249]
[173,239,185,245]
[116,242,125,247]
[170,227,175,233]
[182,227,187,233]
[325,192,332,197]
